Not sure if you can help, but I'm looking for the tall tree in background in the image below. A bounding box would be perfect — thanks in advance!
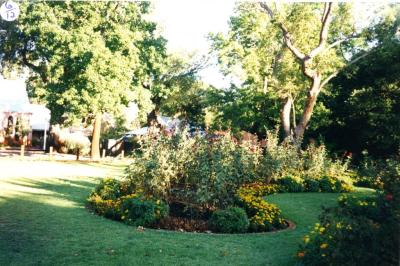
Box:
[211,3,370,141]
[0,1,166,159]
[319,8,400,157]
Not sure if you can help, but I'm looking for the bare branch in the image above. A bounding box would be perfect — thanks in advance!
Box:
[320,51,371,88]
[259,2,306,60]
[309,2,333,58]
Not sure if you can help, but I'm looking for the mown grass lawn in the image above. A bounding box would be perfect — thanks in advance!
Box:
[0,159,374,266]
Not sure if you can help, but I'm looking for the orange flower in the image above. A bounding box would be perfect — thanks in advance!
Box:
[297,252,305,258]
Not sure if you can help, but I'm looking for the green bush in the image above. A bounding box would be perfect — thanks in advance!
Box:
[208,207,249,233]
[278,176,304,192]
[92,178,122,200]
[236,184,286,232]
[304,179,320,192]
[125,129,262,212]
[120,196,169,227]
[319,176,339,192]
[297,159,400,266]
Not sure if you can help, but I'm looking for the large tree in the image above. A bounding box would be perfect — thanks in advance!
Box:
[0,1,166,159]
[211,3,371,141]
[318,9,400,157]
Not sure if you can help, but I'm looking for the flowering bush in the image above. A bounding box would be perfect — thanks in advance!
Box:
[277,176,305,192]
[237,183,286,232]
[125,129,262,214]
[120,195,169,227]
[297,159,400,265]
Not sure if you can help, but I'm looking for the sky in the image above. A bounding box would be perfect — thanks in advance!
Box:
[149,0,236,88]
[148,1,391,88]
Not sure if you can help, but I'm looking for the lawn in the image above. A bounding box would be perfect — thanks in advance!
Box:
[0,159,374,266]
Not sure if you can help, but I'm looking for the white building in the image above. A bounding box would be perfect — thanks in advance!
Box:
[0,78,50,149]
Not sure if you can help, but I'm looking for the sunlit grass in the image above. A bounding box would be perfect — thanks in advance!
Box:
[0,159,374,266]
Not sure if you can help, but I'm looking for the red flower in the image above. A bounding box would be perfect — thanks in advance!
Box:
[385,193,393,201]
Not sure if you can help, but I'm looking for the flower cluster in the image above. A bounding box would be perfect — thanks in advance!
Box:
[237,183,286,232]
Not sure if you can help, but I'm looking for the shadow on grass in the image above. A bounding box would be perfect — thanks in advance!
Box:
[0,177,374,266]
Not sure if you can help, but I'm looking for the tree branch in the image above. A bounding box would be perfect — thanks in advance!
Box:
[308,2,333,58]
[320,51,371,88]
[259,2,306,60]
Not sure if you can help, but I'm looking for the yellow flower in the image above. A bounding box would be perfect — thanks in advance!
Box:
[319,227,325,233]
[320,243,328,249]
[321,254,326,257]
[121,215,125,220]
[303,236,310,244]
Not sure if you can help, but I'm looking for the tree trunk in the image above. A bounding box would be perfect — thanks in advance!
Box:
[91,112,102,160]
[294,76,322,140]
[281,96,292,138]
[76,148,80,161]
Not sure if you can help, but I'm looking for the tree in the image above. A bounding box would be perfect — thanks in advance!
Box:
[317,8,400,157]
[0,1,166,159]
[143,53,209,126]
[211,3,369,141]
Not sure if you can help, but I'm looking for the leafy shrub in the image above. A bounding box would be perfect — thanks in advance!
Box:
[304,179,320,192]
[125,129,262,213]
[237,183,286,232]
[121,196,169,227]
[277,176,304,192]
[92,178,122,200]
[297,159,400,266]
[319,176,340,192]
[87,194,122,220]
[208,207,249,233]
[319,176,353,193]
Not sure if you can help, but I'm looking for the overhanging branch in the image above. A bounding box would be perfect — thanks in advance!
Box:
[320,50,371,88]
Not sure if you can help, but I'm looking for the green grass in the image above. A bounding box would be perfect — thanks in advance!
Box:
[0,160,374,266]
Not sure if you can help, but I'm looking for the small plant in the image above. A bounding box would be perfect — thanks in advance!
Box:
[120,196,169,227]
[304,179,320,192]
[208,207,249,233]
[92,178,122,200]
[277,176,304,192]
[237,183,286,232]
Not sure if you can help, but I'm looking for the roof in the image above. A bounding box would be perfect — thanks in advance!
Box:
[0,78,51,130]
[0,79,30,112]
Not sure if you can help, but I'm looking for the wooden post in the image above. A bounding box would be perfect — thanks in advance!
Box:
[20,145,25,157]
[102,149,106,159]
[120,150,124,159]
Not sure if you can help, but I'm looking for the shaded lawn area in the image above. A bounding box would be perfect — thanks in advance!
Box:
[0,160,374,266]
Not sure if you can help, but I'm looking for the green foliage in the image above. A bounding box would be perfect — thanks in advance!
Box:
[208,207,249,233]
[120,196,169,227]
[318,9,400,157]
[0,1,166,125]
[277,176,304,193]
[304,179,321,192]
[236,183,286,232]
[92,178,122,200]
[125,129,262,211]
[297,159,400,265]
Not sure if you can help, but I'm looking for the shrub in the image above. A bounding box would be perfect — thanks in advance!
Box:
[120,196,169,227]
[319,176,339,192]
[92,178,122,200]
[319,176,354,193]
[87,194,122,220]
[304,179,320,192]
[125,129,262,213]
[297,159,400,266]
[237,183,286,232]
[277,176,304,192]
[208,207,249,233]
